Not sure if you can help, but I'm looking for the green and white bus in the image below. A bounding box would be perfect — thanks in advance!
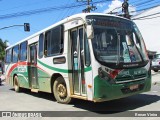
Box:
[5,13,151,104]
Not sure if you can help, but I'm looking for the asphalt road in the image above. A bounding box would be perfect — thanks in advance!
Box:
[0,71,160,120]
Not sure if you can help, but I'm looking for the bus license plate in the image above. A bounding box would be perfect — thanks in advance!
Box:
[130,84,139,90]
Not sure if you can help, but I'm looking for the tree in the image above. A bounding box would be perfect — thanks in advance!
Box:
[0,38,8,60]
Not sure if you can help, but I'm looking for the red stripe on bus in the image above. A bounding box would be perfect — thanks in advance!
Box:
[7,62,27,77]
[7,61,50,78]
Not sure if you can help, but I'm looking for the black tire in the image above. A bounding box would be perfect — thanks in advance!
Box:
[53,77,72,104]
[154,70,158,72]
[14,76,21,92]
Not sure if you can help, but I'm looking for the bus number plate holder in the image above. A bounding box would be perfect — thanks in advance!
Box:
[129,84,139,90]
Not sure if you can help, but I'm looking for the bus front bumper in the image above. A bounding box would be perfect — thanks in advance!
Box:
[93,76,151,102]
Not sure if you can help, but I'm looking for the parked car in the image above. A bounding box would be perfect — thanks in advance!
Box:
[151,54,160,72]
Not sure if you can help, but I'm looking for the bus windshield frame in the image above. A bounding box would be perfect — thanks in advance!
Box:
[86,15,149,69]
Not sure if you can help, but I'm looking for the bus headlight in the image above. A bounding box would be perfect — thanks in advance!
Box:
[98,67,105,78]
[98,67,115,84]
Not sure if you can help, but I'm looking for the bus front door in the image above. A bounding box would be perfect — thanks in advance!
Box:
[29,43,39,90]
[71,27,86,96]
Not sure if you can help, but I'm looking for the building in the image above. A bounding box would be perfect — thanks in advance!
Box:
[132,5,160,54]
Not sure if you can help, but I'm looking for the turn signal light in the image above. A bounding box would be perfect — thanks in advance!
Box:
[88,85,92,88]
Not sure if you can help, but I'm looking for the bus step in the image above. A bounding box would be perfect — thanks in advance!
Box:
[31,89,39,93]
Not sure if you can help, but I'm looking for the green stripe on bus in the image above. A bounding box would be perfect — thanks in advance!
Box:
[38,60,92,73]
[38,60,70,73]
[84,66,92,72]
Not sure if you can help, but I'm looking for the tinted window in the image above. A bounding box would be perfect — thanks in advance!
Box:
[72,31,77,54]
[39,34,44,58]
[45,25,64,56]
[12,45,19,63]
[45,31,51,55]
[6,49,12,63]
[155,54,160,59]
[84,33,91,66]
[20,41,27,61]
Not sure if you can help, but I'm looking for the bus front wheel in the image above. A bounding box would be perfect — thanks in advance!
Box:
[53,77,72,104]
[14,76,21,92]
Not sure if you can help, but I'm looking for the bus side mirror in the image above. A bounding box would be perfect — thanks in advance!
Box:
[87,25,94,39]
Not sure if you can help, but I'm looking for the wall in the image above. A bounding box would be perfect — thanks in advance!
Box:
[133,6,160,53]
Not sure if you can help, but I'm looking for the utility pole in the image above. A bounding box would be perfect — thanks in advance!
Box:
[87,0,90,13]
[122,0,130,19]
[77,0,96,13]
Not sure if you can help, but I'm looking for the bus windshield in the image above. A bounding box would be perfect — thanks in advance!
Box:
[86,15,148,68]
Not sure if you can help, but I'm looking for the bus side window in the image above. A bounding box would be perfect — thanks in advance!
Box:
[51,25,64,55]
[20,41,27,61]
[38,34,44,58]
[12,45,19,63]
[45,25,64,57]
[5,49,12,63]
[45,31,51,56]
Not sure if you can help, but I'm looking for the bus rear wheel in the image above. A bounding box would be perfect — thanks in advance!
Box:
[14,76,21,92]
[53,77,72,104]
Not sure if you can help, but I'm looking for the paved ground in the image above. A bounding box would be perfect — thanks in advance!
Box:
[151,70,160,84]
[0,71,160,120]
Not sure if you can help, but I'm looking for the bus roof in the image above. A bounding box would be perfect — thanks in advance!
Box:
[6,13,131,50]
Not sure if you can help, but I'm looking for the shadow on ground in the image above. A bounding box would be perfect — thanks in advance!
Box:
[72,94,160,114]
[9,87,160,115]
[10,88,55,101]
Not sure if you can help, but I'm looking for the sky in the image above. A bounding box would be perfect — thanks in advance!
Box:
[0,0,159,46]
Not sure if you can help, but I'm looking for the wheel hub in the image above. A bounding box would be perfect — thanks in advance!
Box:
[57,84,67,98]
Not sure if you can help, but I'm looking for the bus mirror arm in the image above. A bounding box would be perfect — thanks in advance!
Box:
[86,25,94,39]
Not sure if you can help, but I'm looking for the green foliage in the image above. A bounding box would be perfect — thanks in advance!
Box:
[0,38,8,60]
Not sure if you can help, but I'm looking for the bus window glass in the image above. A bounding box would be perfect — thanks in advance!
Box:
[79,28,84,51]
[156,54,160,59]
[12,45,19,63]
[45,25,64,56]
[51,26,61,55]
[86,15,148,67]
[6,49,12,63]
[20,41,27,61]
[39,34,44,58]
[46,31,51,56]
[84,32,91,66]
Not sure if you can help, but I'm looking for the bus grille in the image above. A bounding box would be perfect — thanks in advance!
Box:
[115,73,146,84]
